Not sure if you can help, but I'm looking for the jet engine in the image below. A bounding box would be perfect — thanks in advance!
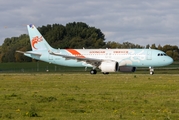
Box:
[99,61,119,72]
[119,66,136,72]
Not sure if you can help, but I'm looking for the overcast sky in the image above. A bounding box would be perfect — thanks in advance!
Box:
[1,0,179,47]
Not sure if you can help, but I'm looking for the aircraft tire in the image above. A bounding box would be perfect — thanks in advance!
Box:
[90,70,97,74]
[150,71,154,75]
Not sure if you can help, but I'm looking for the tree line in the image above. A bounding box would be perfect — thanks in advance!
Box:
[0,22,178,62]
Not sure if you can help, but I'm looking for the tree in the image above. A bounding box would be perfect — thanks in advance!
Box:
[0,34,31,62]
[146,44,150,49]
[166,50,173,58]
[163,45,179,61]
[157,44,163,51]
[151,44,157,49]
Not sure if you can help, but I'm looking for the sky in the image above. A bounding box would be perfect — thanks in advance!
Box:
[1,0,179,47]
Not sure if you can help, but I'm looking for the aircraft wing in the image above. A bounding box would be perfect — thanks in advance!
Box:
[50,52,103,67]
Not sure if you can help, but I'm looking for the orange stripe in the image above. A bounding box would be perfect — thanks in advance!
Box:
[66,49,85,58]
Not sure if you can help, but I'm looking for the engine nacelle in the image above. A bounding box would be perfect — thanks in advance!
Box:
[99,61,119,72]
[119,66,136,72]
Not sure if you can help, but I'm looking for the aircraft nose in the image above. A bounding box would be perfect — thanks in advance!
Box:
[167,56,173,65]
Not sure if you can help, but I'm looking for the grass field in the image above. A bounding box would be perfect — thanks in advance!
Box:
[0,73,179,120]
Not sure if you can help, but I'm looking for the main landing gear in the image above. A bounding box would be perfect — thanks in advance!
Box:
[149,67,154,75]
[90,69,97,74]
[90,69,109,75]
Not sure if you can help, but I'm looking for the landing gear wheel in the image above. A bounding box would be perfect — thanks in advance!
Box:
[149,67,154,75]
[150,71,154,75]
[90,69,97,74]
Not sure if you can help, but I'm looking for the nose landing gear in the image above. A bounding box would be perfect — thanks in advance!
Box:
[149,67,154,75]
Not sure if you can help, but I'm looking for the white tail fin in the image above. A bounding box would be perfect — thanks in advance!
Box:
[27,25,53,51]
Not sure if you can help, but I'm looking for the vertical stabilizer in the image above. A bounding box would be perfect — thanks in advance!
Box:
[27,24,53,51]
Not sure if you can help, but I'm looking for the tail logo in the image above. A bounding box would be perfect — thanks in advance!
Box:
[31,36,43,49]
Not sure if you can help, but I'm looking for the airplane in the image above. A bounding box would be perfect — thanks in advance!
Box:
[16,24,173,75]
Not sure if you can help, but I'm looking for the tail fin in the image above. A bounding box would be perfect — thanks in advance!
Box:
[27,24,53,51]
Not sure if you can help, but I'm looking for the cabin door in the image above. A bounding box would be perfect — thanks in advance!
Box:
[147,51,152,60]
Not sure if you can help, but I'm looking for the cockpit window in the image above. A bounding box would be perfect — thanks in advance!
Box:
[158,53,167,56]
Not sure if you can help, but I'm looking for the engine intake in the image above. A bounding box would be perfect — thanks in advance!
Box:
[99,61,119,72]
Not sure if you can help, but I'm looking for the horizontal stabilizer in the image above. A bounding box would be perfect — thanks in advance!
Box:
[16,50,41,56]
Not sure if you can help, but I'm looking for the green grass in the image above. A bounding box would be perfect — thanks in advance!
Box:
[0,73,179,119]
[0,62,87,73]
